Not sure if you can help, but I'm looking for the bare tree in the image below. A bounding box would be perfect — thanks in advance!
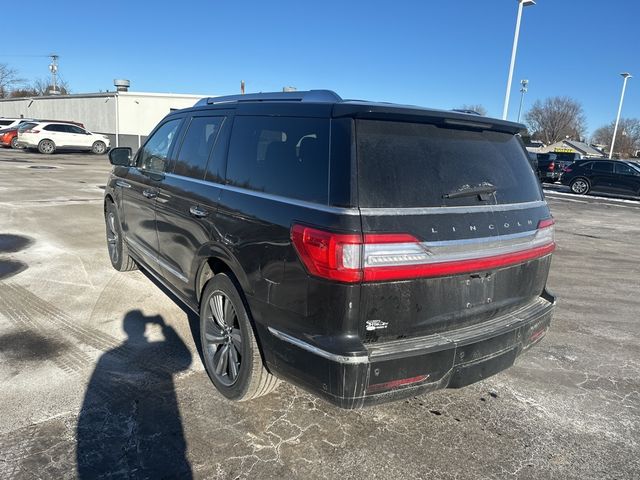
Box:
[32,77,71,95]
[457,104,488,116]
[524,97,586,145]
[592,118,640,158]
[0,63,24,98]
[9,87,40,98]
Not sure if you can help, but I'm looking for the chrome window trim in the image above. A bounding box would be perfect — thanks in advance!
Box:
[163,173,545,217]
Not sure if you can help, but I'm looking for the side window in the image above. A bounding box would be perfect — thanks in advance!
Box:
[226,116,330,203]
[592,162,613,173]
[614,163,634,175]
[69,125,86,134]
[44,124,62,132]
[580,162,593,170]
[173,116,225,179]
[137,119,182,173]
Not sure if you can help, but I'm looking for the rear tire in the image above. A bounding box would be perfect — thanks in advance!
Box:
[38,139,55,154]
[200,273,279,401]
[105,201,137,271]
[92,141,107,154]
[10,137,20,149]
[570,177,590,195]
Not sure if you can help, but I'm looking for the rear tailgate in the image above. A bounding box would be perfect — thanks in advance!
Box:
[355,119,554,342]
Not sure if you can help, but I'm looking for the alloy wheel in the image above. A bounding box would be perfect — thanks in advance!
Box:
[40,141,54,154]
[106,212,119,264]
[94,142,106,154]
[204,292,242,386]
[571,179,588,194]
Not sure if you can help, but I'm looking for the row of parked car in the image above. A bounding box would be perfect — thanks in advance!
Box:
[529,151,640,198]
[0,117,110,154]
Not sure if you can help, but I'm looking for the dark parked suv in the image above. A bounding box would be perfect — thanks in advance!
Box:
[561,159,640,197]
[104,90,556,408]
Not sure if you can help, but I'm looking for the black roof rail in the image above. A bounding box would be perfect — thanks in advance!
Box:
[193,89,342,107]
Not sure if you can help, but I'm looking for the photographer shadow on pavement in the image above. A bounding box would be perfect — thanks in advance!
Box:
[76,310,193,479]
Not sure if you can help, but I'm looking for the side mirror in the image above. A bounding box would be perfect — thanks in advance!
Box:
[109,147,132,167]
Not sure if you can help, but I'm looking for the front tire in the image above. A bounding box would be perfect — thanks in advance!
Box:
[570,177,590,195]
[38,139,55,154]
[92,141,107,154]
[200,273,279,401]
[105,201,137,271]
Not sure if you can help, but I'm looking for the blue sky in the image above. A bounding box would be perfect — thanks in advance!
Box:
[3,0,638,136]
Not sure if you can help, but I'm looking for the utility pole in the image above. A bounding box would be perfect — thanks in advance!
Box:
[48,54,59,94]
[517,79,528,123]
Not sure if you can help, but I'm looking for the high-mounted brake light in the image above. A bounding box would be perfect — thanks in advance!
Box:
[291,219,555,283]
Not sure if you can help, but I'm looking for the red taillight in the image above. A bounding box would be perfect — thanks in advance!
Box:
[23,129,39,134]
[291,219,555,283]
[548,162,555,171]
[290,224,363,282]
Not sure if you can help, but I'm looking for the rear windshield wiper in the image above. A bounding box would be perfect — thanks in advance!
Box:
[442,184,496,200]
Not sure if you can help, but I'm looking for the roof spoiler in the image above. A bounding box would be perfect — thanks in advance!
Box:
[193,90,342,107]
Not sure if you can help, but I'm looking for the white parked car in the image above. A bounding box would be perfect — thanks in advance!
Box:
[0,118,36,130]
[19,122,111,154]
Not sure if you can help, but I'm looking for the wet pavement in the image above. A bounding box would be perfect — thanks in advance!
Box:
[0,148,638,479]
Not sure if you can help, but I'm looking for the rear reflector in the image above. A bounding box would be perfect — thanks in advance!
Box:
[291,218,555,283]
[367,374,430,393]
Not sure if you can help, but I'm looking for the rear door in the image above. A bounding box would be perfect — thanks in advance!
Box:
[155,113,230,298]
[590,161,615,191]
[42,124,67,146]
[354,119,553,341]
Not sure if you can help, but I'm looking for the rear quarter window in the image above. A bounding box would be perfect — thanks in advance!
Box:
[356,120,542,208]
[226,116,330,204]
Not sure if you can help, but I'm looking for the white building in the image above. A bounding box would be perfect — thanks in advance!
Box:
[0,82,212,150]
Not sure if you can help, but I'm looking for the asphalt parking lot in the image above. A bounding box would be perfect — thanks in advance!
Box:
[0,148,638,480]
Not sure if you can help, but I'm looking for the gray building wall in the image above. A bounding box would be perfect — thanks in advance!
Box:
[0,91,209,152]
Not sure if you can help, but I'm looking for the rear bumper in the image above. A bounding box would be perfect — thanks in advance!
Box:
[265,289,556,409]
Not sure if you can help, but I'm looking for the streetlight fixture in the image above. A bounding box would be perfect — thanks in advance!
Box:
[517,79,529,122]
[609,72,632,159]
[502,0,536,120]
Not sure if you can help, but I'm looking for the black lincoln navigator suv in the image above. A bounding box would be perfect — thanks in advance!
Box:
[104,90,556,408]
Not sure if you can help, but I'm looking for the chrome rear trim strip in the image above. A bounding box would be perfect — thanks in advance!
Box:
[359,200,546,216]
[267,327,369,364]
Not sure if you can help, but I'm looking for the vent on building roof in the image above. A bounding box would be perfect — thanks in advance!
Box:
[114,79,130,92]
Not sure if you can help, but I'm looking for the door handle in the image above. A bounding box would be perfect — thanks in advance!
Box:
[142,189,157,199]
[189,206,208,218]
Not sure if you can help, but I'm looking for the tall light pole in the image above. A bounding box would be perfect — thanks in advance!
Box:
[609,72,632,159]
[502,0,536,120]
[517,79,528,122]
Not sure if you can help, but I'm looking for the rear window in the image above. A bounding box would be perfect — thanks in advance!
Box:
[226,116,330,204]
[356,120,542,208]
[0,120,12,126]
